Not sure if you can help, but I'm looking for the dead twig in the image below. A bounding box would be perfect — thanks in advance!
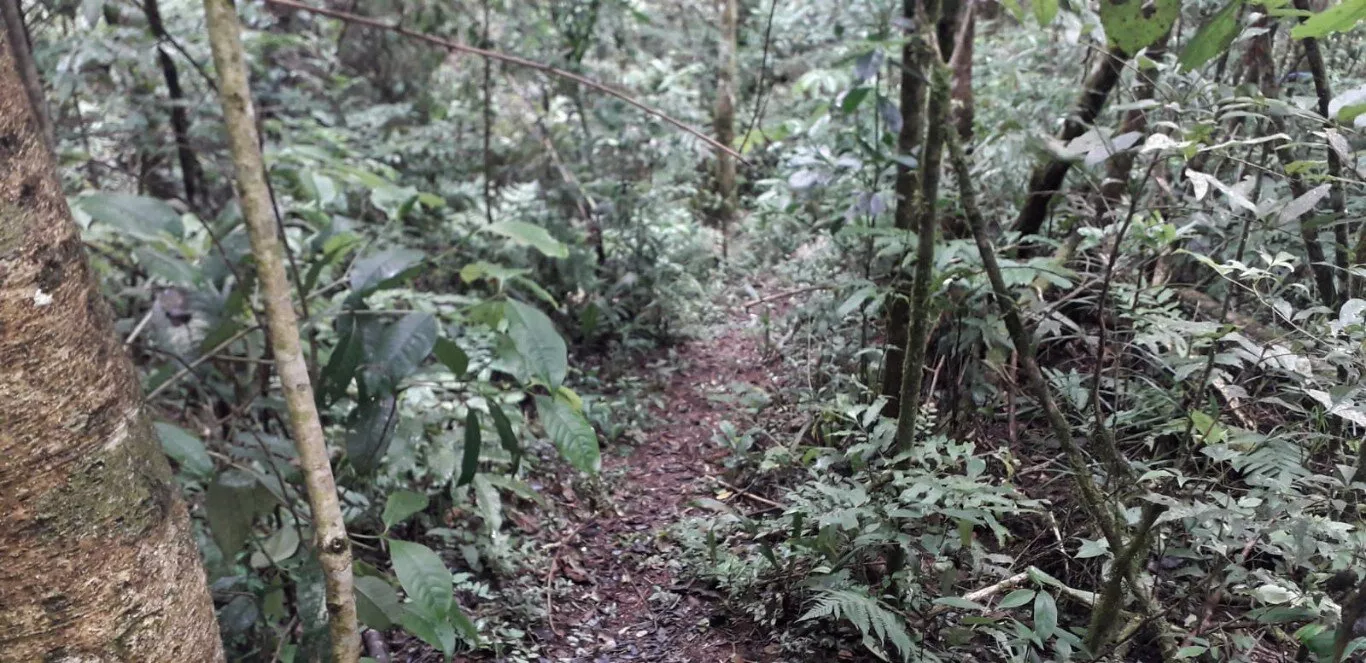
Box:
[741,284,834,309]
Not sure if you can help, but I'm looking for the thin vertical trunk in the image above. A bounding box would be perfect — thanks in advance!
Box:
[201,0,361,660]
[713,0,738,258]
[948,0,974,143]
[0,18,224,661]
[143,0,204,207]
[1097,34,1168,224]
[894,0,953,449]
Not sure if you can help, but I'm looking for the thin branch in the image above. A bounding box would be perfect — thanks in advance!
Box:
[263,0,747,164]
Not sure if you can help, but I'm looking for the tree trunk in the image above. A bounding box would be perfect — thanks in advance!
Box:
[142,0,204,208]
[712,0,738,258]
[0,19,224,663]
[202,0,361,659]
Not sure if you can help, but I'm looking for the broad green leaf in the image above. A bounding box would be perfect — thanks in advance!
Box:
[367,312,438,393]
[1099,0,1179,55]
[400,607,457,656]
[133,246,198,285]
[998,589,1036,609]
[1034,0,1058,26]
[250,525,301,568]
[433,337,469,376]
[484,220,569,258]
[1291,0,1366,39]
[841,86,873,113]
[1179,0,1243,71]
[460,261,532,285]
[318,316,365,408]
[504,299,568,388]
[382,490,430,529]
[448,604,479,645]
[205,470,269,559]
[472,474,503,533]
[76,193,184,240]
[354,576,404,630]
[390,540,453,617]
[154,422,214,478]
[933,596,989,610]
[347,396,398,473]
[536,395,600,473]
[488,401,523,475]
[1033,591,1058,640]
[349,248,424,297]
[457,409,482,487]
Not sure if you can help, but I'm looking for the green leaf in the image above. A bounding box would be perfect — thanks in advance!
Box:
[536,395,600,474]
[349,248,424,297]
[382,490,429,529]
[400,607,457,656]
[133,246,198,285]
[1033,591,1059,640]
[1034,0,1059,26]
[457,409,482,487]
[448,604,479,645]
[318,315,365,408]
[1099,0,1180,55]
[433,337,469,377]
[1291,0,1366,39]
[154,422,214,478]
[366,312,438,393]
[1179,0,1243,71]
[354,576,404,630]
[934,596,989,611]
[504,300,568,388]
[998,589,1036,609]
[76,193,184,240]
[250,525,301,568]
[347,396,398,473]
[472,474,503,533]
[205,470,269,559]
[488,401,522,475]
[390,540,453,617]
[841,87,873,113]
[484,220,569,258]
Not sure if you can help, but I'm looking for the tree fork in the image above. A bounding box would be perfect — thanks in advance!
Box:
[201,0,361,659]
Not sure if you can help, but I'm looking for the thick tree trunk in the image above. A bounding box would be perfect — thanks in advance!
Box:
[712,0,739,258]
[0,20,224,663]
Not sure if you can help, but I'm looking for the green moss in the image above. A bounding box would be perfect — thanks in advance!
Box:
[31,414,177,541]
[0,201,28,258]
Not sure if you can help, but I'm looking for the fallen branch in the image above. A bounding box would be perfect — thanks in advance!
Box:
[263,0,746,164]
[742,284,833,309]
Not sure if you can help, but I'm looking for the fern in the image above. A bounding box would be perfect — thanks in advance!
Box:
[800,588,917,661]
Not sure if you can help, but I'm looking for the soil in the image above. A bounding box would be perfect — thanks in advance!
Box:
[532,300,786,663]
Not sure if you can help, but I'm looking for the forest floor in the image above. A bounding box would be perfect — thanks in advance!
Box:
[532,286,790,663]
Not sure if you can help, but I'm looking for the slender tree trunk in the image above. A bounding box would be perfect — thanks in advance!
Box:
[143,0,204,207]
[948,0,975,143]
[0,20,224,662]
[201,1,361,660]
[712,0,739,259]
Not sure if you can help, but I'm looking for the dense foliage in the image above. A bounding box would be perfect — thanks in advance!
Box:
[19,0,1366,659]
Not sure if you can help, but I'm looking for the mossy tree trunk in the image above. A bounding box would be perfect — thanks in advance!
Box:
[0,17,225,663]
[712,0,738,258]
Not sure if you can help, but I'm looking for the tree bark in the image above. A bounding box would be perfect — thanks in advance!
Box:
[143,0,204,208]
[1009,47,1127,237]
[0,20,224,662]
[712,0,739,258]
[201,0,361,660]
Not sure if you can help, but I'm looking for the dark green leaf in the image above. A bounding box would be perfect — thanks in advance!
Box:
[1292,0,1366,39]
[349,248,424,298]
[134,246,198,284]
[488,401,522,475]
[484,220,569,258]
[448,604,479,645]
[457,409,482,487]
[76,193,184,240]
[841,86,872,113]
[1033,591,1059,640]
[390,540,453,617]
[433,337,469,376]
[999,589,1036,609]
[1099,0,1180,55]
[205,470,268,559]
[1180,0,1243,71]
[354,576,404,630]
[504,300,568,388]
[1034,0,1059,26]
[366,312,438,393]
[382,490,430,529]
[319,315,365,408]
[347,396,398,473]
[536,395,600,473]
[400,607,457,656]
[154,422,214,478]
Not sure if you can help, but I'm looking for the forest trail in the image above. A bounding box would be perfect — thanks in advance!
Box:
[538,293,784,663]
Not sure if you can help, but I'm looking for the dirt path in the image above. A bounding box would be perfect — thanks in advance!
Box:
[538,303,781,663]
